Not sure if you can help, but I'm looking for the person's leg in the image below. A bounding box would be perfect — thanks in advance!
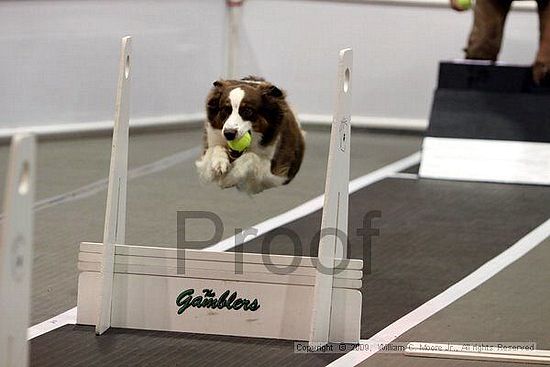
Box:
[534,0,550,84]
[465,0,513,60]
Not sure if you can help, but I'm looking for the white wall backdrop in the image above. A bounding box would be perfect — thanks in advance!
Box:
[0,0,540,134]
[237,0,539,128]
[0,0,225,133]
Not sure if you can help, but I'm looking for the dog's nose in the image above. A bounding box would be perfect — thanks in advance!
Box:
[224,129,237,141]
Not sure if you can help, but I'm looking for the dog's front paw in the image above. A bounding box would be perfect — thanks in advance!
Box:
[196,146,230,183]
[196,158,214,183]
[210,154,230,176]
[210,145,230,176]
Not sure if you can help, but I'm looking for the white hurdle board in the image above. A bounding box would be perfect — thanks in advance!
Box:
[77,41,362,343]
[0,134,36,367]
[77,243,362,341]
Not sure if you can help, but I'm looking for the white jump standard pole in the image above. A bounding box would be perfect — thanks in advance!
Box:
[309,48,354,348]
[0,134,36,367]
[96,36,132,335]
[226,0,244,79]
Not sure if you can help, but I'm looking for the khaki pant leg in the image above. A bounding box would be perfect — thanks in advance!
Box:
[534,0,550,83]
[465,0,513,60]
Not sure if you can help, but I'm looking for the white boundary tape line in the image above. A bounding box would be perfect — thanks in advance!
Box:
[0,146,201,223]
[0,114,426,141]
[390,172,418,180]
[300,114,428,131]
[27,151,421,339]
[0,114,205,141]
[290,0,536,11]
[28,307,77,340]
[205,151,421,252]
[329,216,550,366]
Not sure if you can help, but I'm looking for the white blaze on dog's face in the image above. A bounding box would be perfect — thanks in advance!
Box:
[205,80,286,150]
[222,88,251,141]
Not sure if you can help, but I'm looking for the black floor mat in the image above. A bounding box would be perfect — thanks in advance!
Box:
[400,164,419,174]
[31,178,550,367]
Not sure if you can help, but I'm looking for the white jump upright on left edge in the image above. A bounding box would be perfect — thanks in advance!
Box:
[0,134,36,367]
[96,36,132,335]
[309,48,354,348]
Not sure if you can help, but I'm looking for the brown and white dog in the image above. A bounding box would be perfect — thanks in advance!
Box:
[196,77,305,194]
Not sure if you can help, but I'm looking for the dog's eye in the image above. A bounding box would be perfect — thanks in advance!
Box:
[240,107,254,119]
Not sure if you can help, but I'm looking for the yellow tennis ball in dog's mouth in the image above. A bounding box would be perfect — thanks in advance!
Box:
[227,132,252,152]
[457,0,472,10]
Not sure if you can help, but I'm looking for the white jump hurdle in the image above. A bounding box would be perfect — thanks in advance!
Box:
[76,37,362,344]
[0,134,36,367]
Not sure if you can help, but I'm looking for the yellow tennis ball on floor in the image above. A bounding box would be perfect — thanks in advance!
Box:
[457,0,472,10]
[227,131,252,152]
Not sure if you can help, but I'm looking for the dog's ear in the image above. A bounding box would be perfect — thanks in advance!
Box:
[258,84,286,146]
[208,79,226,106]
[212,79,226,88]
[262,84,285,99]
[206,80,225,122]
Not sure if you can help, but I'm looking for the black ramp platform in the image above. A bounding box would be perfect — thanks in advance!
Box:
[420,61,550,186]
[427,62,550,143]
[428,90,550,142]
[30,178,550,367]
[436,62,544,93]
